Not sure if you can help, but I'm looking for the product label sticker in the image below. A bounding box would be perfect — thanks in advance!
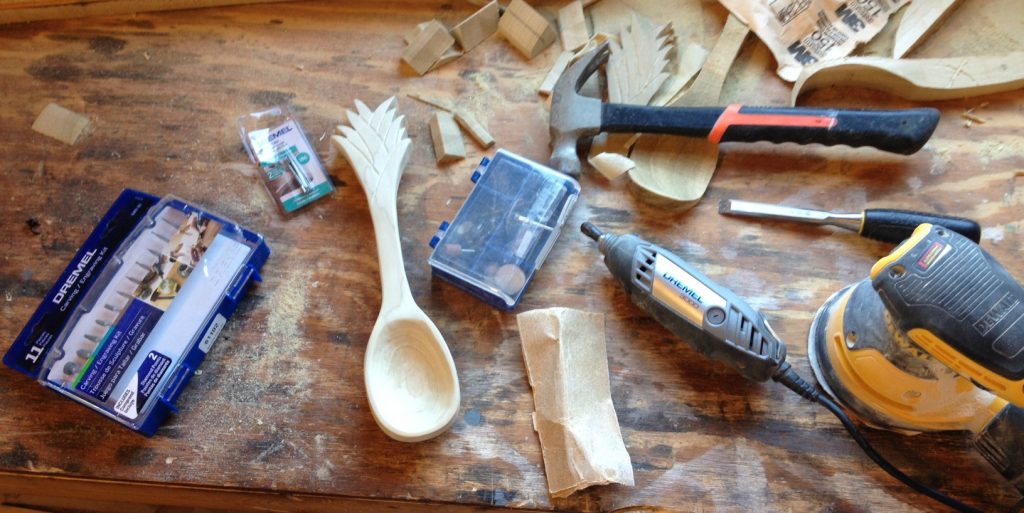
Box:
[198,314,226,353]
[114,350,171,419]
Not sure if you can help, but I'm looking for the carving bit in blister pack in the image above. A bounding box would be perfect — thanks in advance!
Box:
[4,189,270,435]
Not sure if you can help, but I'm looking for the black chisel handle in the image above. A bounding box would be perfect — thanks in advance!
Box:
[861,209,981,244]
[601,103,939,155]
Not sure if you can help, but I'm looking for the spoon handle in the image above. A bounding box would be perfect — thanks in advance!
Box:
[367,197,413,311]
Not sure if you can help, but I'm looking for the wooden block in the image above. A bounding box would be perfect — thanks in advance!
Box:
[31,103,91,145]
[453,111,494,149]
[451,0,499,52]
[430,112,466,164]
[402,20,455,76]
[498,0,557,59]
[403,21,432,45]
[538,50,574,96]
[557,0,589,51]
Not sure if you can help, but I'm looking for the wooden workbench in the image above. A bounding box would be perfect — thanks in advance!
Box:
[0,1,1021,511]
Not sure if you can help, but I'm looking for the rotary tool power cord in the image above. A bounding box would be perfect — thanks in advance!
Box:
[774,363,985,513]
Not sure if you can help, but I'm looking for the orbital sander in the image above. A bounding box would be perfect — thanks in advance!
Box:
[809,223,1024,493]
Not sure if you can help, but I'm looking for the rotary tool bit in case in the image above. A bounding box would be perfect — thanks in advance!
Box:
[4,189,270,436]
[428,150,580,310]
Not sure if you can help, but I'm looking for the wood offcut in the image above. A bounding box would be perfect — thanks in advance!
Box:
[31,103,92,145]
[557,0,589,51]
[451,0,499,52]
[429,111,466,164]
[498,0,557,59]
[402,20,456,75]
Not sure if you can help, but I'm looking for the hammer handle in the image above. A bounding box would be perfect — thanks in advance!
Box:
[601,103,939,155]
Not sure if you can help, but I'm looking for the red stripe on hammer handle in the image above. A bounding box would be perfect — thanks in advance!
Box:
[707,104,838,144]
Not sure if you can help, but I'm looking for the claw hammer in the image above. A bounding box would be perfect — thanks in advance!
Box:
[548,43,940,177]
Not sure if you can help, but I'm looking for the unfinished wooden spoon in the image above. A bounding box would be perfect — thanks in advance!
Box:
[332,97,460,442]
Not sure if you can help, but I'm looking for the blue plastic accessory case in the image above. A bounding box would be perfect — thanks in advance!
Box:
[428,150,580,310]
[4,189,270,436]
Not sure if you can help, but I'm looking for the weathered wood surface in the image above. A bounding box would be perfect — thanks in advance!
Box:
[0,1,1021,512]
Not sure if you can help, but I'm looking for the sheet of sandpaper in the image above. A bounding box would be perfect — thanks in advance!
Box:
[517,307,634,498]
[719,0,909,81]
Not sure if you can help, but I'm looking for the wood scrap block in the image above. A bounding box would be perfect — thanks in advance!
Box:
[429,112,466,164]
[498,0,557,59]
[403,21,432,45]
[452,111,494,149]
[451,0,499,52]
[557,0,589,51]
[31,103,91,145]
[539,50,574,96]
[402,20,455,76]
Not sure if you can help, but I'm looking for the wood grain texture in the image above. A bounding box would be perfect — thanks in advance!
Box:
[0,1,1021,512]
[0,0,297,24]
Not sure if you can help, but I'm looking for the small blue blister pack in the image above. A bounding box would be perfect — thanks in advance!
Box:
[428,150,580,310]
[4,189,270,435]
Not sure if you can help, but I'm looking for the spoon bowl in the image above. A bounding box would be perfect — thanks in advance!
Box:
[365,313,459,442]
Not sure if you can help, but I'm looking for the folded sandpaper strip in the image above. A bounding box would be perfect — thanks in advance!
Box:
[517,307,634,498]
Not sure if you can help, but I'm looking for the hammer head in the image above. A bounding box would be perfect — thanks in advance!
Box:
[549,42,610,177]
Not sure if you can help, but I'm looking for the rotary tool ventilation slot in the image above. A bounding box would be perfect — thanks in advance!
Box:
[633,248,656,293]
[736,312,768,356]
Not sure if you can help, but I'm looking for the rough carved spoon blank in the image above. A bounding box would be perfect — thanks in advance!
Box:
[331,97,460,442]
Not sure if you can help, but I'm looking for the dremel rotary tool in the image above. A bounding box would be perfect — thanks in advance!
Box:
[581,222,998,513]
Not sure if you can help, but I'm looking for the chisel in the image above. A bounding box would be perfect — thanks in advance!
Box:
[718,199,981,244]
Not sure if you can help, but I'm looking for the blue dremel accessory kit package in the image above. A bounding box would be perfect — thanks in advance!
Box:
[4,189,270,435]
[428,150,580,310]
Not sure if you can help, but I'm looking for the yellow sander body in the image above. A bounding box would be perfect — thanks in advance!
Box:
[808,224,1024,492]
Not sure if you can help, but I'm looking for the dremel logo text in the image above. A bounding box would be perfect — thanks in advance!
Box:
[52,249,97,304]
[663,272,703,303]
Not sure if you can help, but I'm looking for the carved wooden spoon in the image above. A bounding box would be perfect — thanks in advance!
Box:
[332,97,459,442]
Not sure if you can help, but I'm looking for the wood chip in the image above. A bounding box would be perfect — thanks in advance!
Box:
[557,0,589,51]
[430,112,466,165]
[588,152,635,180]
[31,103,91,145]
[792,53,1024,104]
[451,0,499,52]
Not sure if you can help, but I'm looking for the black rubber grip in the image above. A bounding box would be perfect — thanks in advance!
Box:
[861,209,981,244]
[600,104,939,155]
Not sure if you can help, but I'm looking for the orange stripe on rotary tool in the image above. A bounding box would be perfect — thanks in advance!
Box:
[707,104,838,144]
